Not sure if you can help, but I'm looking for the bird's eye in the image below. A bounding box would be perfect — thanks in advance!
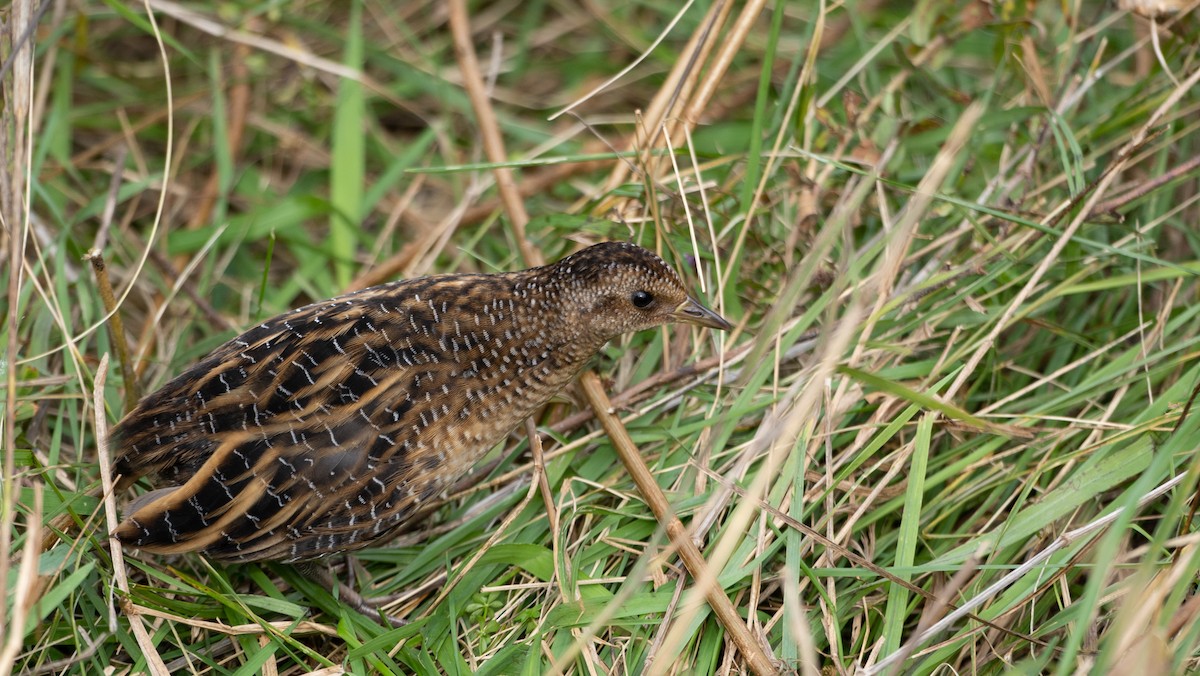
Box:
[631,290,654,309]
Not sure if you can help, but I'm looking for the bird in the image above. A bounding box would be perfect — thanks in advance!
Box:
[111,241,731,567]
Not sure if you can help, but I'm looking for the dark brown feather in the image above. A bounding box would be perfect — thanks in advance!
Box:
[111,242,730,562]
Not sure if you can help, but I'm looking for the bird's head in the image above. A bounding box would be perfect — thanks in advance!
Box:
[534,242,732,343]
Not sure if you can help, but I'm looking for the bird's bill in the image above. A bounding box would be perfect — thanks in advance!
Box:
[671,297,733,331]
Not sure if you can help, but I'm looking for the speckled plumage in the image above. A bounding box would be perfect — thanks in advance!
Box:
[112,242,730,563]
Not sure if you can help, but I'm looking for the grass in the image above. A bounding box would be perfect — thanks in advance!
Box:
[5,0,1200,673]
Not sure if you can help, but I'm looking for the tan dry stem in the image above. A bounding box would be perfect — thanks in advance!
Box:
[447,0,540,268]
[94,355,170,675]
[580,372,779,676]
[87,250,140,411]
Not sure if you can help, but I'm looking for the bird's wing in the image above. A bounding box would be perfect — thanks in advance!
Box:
[111,284,465,561]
